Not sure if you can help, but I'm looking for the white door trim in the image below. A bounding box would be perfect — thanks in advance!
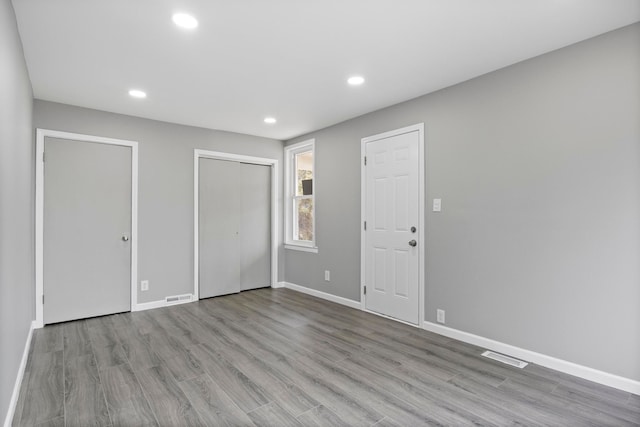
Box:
[193,149,279,300]
[360,123,425,325]
[35,129,139,328]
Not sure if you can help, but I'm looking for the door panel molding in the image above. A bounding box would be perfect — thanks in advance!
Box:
[360,123,425,325]
[193,149,279,300]
[35,129,139,328]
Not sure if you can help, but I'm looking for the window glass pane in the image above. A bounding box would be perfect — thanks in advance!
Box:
[295,198,313,241]
[295,151,313,196]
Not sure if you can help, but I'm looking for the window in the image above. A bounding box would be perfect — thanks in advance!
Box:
[285,139,316,252]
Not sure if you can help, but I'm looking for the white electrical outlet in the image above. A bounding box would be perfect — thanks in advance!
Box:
[141,280,149,291]
[433,198,442,212]
[324,270,330,281]
[437,309,445,324]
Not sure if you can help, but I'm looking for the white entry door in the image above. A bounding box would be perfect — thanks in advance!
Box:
[43,136,133,324]
[363,128,421,324]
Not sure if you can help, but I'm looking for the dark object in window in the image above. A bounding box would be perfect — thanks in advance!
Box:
[302,179,313,195]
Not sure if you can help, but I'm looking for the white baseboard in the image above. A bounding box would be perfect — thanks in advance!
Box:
[4,320,36,427]
[133,295,193,312]
[278,281,362,310]
[271,282,285,289]
[423,321,640,395]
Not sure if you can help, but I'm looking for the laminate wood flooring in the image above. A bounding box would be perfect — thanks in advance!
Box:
[12,288,640,426]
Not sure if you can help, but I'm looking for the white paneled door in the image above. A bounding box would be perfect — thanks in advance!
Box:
[364,130,420,324]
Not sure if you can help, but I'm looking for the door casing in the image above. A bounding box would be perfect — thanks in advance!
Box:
[360,123,425,326]
[193,149,279,300]
[35,129,139,328]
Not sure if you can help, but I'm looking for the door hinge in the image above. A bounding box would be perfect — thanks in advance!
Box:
[364,156,367,166]
[363,286,367,295]
[42,294,44,304]
[42,152,45,162]
[364,221,367,230]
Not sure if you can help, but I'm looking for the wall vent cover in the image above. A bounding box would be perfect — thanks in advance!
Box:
[165,294,192,305]
[481,350,528,368]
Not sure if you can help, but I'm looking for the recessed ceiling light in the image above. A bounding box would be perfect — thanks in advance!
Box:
[264,117,277,124]
[128,89,147,99]
[172,13,198,29]
[347,75,365,86]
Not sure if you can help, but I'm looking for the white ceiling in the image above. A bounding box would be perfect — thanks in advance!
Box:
[12,0,640,140]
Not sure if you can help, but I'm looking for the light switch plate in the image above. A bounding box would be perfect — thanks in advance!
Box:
[433,198,442,212]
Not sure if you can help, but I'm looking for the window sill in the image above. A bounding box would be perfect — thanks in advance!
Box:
[285,244,318,253]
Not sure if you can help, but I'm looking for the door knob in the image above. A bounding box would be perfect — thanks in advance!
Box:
[122,235,129,242]
[408,239,417,247]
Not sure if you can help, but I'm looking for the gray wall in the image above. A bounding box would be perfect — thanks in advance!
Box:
[285,23,640,381]
[0,0,34,422]
[34,100,284,304]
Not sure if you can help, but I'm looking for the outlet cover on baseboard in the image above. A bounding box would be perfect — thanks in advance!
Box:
[436,309,445,324]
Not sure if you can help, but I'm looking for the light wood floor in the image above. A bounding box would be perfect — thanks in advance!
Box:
[12,288,640,426]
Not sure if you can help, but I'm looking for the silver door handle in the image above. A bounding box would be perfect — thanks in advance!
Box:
[408,240,417,247]
[122,235,129,242]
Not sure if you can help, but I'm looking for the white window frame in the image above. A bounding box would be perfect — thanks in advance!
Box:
[285,139,317,253]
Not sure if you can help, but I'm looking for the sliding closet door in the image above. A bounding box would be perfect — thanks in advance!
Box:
[199,159,241,298]
[199,158,271,299]
[239,163,271,291]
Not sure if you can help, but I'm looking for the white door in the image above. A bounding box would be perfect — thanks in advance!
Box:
[239,162,272,291]
[199,159,241,298]
[364,130,420,324]
[199,158,271,298]
[43,137,132,324]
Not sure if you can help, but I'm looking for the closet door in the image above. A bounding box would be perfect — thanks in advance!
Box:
[239,163,271,290]
[199,159,241,298]
[199,158,271,299]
